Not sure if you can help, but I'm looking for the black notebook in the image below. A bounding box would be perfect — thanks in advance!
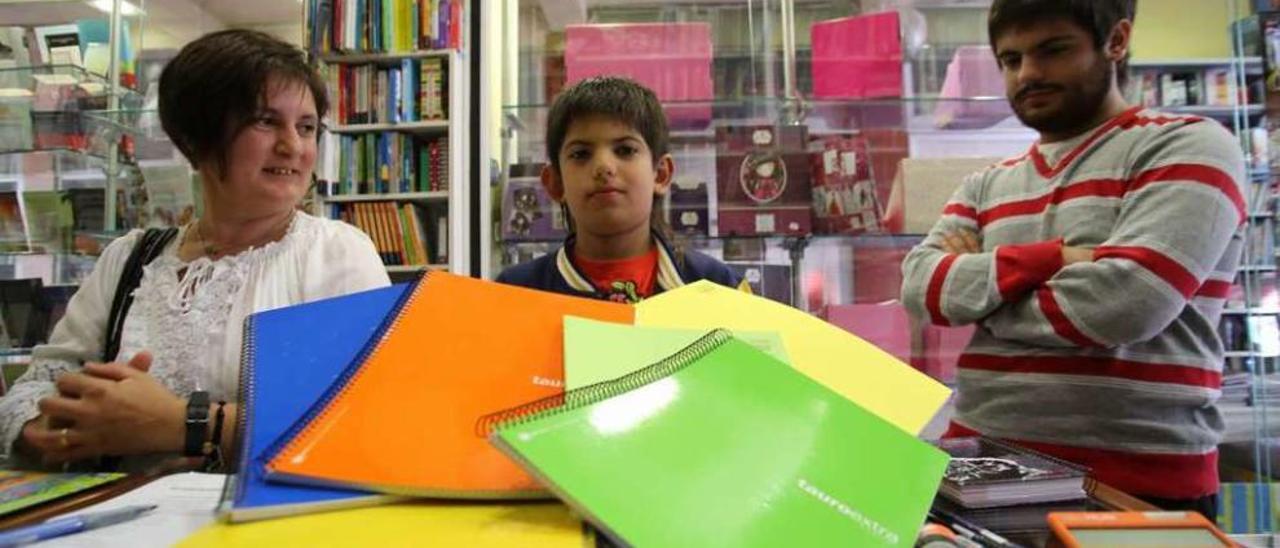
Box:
[936,436,1088,509]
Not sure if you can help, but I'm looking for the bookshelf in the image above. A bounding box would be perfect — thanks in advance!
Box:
[304,0,473,277]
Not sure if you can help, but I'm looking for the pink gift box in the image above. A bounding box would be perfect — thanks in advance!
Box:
[565,23,713,128]
[916,324,974,384]
[934,45,1014,129]
[825,303,913,365]
[811,11,903,99]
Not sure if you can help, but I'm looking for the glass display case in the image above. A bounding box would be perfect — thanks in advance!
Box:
[0,7,151,354]
[495,0,1280,533]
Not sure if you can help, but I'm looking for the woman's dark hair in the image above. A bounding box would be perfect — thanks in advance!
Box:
[988,0,1137,88]
[158,29,328,175]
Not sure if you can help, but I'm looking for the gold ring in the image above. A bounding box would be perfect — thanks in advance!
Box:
[58,428,69,449]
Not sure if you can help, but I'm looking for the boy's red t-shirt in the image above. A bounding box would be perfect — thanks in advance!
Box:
[573,246,659,303]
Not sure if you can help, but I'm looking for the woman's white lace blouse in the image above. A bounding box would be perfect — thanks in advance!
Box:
[0,212,389,466]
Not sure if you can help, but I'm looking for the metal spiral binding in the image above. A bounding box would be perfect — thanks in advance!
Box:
[476,328,733,437]
[263,270,430,469]
[224,314,258,506]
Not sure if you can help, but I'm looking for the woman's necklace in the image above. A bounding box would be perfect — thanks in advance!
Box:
[189,213,293,259]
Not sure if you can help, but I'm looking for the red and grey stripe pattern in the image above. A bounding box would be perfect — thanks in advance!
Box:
[901,107,1246,499]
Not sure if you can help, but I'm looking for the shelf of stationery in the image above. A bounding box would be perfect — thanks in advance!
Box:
[320,50,454,64]
[1161,104,1264,118]
[385,264,447,274]
[1224,308,1280,316]
[0,63,142,104]
[1131,57,1264,69]
[309,40,471,274]
[503,232,927,245]
[327,120,449,135]
[322,191,448,203]
[1242,264,1279,273]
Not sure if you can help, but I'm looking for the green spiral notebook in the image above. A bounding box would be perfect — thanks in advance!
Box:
[484,330,949,547]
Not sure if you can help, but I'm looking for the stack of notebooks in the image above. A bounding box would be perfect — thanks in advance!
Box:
[934,437,1090,535]
[209,272,953,546]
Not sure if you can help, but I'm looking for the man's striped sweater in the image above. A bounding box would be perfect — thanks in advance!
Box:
[900,106,1247,499]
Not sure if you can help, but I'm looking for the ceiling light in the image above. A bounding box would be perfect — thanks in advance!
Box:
[86,0,145,16]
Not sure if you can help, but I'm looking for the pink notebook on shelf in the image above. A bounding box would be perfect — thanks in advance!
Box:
[565,23,713,127]
[811,11,903,99]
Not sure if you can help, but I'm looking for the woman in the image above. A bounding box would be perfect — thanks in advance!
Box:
[0,30,389,470]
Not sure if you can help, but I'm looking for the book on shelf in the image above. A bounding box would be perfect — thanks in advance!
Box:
[20,190,72,253]
[0,192,22,251]
[936,436,1089,509]
[330,133,447,194]
[332,200,436,267]
[138,162,196,228]
[0,88,33,151]
[326,58,446,126]
[31,24,79,67]
[307,0,464,54]
[1132,65,1255,110]
[0,28,34,89]
[500,162,565,242]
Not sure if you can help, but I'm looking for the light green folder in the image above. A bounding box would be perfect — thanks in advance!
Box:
[563,316,788,389]
[488,330,949,548]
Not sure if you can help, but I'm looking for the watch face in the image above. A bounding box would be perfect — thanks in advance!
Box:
[739,152,787,204]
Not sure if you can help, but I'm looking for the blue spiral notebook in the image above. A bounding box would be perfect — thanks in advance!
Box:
[219,283,414,522]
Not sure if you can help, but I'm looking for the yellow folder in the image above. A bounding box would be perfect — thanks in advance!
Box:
[178,502,589,547]
[634,280,950,434]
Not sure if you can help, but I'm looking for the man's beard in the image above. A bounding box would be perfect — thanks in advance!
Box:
[1010,58,1113,137]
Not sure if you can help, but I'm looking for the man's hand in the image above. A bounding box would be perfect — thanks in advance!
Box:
[940,229,982,254]
[1062,246,1095,266]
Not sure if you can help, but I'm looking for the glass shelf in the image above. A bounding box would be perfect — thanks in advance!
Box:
[0,148,133,192]
[0,64,143,108]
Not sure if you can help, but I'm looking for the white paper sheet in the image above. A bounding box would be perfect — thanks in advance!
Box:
[37,472,225,548]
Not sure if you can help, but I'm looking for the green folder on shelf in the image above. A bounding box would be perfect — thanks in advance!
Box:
[487,330,949,547]
[562,316,788,389]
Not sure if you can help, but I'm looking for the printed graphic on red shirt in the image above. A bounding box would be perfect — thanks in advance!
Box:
[574,247,659,303]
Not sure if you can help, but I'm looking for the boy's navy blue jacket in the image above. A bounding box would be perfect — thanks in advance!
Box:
[496,231,744,300]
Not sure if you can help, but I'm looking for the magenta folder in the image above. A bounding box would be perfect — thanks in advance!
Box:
[811,12,903,99]
[564,23,713,127]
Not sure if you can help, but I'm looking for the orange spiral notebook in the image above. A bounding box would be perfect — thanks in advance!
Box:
[263,271,634,498]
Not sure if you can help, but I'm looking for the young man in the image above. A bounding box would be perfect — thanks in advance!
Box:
[901,0,1246,519]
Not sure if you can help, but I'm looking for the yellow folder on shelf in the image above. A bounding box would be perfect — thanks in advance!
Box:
[177,502,589,547]
[634,280,950,434]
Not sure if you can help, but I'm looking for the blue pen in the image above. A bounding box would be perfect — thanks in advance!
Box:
[0,504,156,547]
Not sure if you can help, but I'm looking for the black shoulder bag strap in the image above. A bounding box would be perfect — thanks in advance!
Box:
[101,228,180,363]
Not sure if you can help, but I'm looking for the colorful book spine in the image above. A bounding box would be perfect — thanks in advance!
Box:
[307,0,464,54]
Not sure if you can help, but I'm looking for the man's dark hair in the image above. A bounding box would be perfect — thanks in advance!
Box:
[545,76,669,172]
[159,29,328,175]
[988,0,1137,88]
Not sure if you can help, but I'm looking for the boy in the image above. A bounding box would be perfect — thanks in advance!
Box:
[498,76,741,303]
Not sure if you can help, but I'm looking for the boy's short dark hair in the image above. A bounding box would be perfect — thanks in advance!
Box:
[988,0,1137,88]
[545,76,669,171]
[159,29,328,175]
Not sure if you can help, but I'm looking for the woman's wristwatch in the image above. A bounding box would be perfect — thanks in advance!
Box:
[183,391,210,457]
